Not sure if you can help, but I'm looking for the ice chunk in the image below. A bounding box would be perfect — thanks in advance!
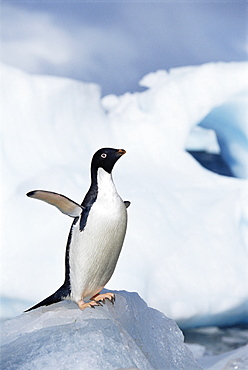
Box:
[0,291,201,370]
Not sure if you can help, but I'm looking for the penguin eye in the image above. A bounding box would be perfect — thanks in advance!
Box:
[101,153,107,159]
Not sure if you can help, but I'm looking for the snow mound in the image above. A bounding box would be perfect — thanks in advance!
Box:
[0,291,201,370]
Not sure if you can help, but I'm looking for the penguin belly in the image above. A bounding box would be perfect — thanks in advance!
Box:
[69,187,127,303]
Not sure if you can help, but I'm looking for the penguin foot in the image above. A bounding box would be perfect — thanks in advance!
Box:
[77,300,102,310]
[91,292,115,305]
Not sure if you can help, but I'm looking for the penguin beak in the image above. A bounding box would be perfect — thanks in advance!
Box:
[117,149,126,156]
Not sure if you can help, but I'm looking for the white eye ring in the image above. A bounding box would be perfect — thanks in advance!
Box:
[101,153,107,158]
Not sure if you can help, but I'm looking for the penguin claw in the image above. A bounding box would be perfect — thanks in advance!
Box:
[93,300,103,306]
[78,300,101,310]
[90,292,116,306]
[110,295,115,304]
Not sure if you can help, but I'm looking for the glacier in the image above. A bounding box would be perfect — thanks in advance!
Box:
[0,62,248,330]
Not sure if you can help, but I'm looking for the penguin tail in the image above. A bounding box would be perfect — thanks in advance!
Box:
[24,284,70,312]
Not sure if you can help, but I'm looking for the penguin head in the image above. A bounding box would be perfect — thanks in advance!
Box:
[91,148,126,174]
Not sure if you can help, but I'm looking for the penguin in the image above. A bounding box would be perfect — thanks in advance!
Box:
[25,148,130,312]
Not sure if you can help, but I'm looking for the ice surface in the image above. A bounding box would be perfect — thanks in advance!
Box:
[0,291,201,370]
[198,344,248,370]
[186,326,248,369]
[0,62,248,328]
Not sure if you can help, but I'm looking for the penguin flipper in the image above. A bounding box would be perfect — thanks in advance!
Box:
[24,284,70,312]
[27,190,83,217]
[124,201,131,208]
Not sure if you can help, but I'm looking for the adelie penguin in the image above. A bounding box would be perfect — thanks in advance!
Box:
[25,148,130,312]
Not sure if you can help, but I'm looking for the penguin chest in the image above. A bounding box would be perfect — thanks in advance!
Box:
[69,179,127,302]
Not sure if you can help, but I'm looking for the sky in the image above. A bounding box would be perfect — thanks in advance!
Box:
[0,1,247,96]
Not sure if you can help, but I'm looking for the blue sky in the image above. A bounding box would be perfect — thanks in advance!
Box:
[1,1,247,96]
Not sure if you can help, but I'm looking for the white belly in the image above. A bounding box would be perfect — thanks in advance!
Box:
[69,169,127,302]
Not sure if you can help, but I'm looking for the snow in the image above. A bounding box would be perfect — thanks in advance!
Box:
[0,291,201,370]
[1,62,248,330]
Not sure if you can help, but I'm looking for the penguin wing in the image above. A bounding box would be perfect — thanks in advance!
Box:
[27,190,84,217]
[124,201,131,208]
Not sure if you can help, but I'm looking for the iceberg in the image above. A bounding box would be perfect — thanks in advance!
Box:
[0,291,201,370]
[0,62,248,328]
